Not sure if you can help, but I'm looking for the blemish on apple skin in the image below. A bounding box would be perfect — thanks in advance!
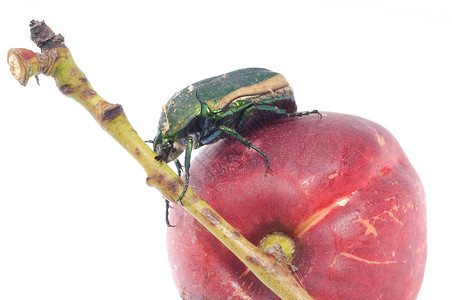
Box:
[328,257,337,268]
[369,204,404,225]
[379,165,391,175]
[337,196,350,207]
[231,287,254,300]
[354,216,378,237]
[294,196,351,236]
[239,268,251,279]
[194,222,203,231]
[328,171,339,180]
[384,196,397,202]
[247,281,254,289]
[340,252,403,265]
[204,272,211,283]
[384,205,404,225]
[416,243,426,253]
[375,130,386,147]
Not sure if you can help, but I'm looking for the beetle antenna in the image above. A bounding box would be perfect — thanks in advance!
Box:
[144,140,154,144]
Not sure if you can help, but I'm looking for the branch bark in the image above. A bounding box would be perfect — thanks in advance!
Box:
[7,20,313,300]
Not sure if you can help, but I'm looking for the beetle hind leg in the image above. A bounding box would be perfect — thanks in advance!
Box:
[285,109,322,118]
[255,105,321,119]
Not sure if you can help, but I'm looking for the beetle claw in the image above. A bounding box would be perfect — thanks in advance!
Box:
[176,183,189,206]
[265,166,274,175]
[176,196,184,206]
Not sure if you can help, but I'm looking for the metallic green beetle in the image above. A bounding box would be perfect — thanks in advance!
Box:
[153,68,319,203]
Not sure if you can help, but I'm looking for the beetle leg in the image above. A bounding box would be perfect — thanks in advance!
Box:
[165,199,175,227]
[174,159,183,177]
[176,137,194,204]
[163,159,184,227]
[254,105,287,114]
[219,125,273,175]
[148,137,177,226]
[255,105,321,119]
[285,109,322,119]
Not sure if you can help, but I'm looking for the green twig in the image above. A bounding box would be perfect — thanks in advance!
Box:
[7,20,313,300]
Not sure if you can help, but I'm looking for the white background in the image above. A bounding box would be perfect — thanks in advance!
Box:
[1,0,450,299]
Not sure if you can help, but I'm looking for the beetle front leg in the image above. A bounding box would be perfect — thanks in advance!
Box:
[165,158,183,227]
[164,199,175,227]
[174,159,183,177]
[165,159,184,226]
[219,125,273,175]
[177,137,194,204]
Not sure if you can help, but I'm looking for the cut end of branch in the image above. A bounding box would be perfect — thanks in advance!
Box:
[7,48,39,86]
[8,52,21,80]
[7,21,65,85]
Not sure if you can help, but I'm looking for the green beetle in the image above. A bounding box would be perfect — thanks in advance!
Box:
[153,68,319,204]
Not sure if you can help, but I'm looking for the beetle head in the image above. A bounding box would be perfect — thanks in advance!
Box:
[153,132,184,163]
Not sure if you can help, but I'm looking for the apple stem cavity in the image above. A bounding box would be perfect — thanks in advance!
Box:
[7,20,313,300]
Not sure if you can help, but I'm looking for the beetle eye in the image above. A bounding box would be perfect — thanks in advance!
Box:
[163,142,172,150]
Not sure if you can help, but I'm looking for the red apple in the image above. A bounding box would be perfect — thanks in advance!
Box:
[166,112,427,299]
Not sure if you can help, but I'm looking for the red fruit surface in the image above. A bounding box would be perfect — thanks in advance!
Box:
[167,112,427,300]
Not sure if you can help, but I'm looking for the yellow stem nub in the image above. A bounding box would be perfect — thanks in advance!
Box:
[258,232,296,264]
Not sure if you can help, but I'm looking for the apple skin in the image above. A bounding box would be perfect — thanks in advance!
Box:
[166,112,427,299]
